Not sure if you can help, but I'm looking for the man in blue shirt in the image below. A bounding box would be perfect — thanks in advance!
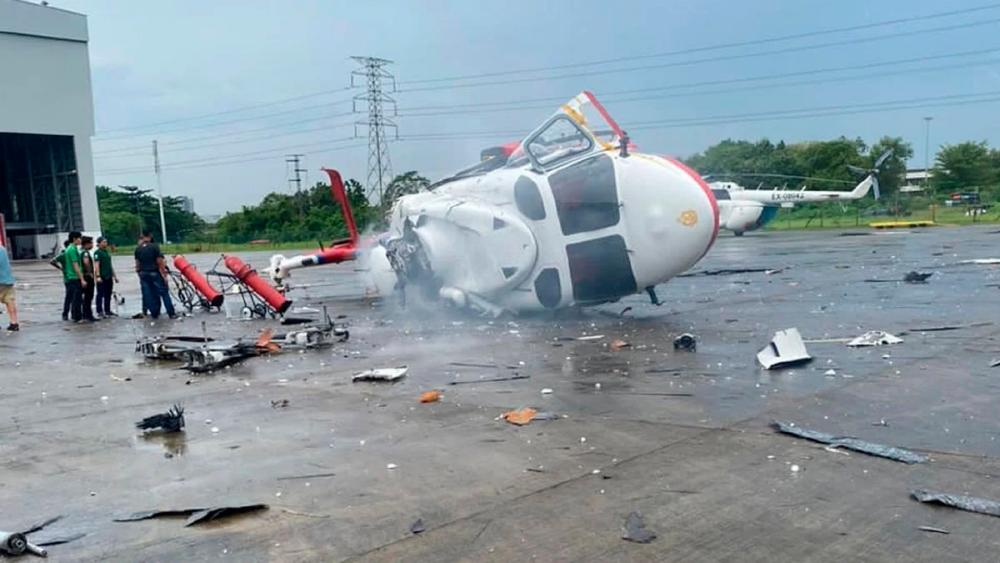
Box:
[0,241,19,331]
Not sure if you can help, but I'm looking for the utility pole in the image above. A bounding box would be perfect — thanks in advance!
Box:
[152,140,168,244]
[351,56,397,207]
[923,116,933,192]
[286,153,306,219]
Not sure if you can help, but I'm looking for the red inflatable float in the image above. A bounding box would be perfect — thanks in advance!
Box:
[172,255,224,308]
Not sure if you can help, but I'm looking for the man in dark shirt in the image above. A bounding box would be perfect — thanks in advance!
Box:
[134,231,176,319]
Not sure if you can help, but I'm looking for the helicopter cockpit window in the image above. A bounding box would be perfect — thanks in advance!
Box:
[711,189,731,200]
[549,154,619,236]
[526,117,593,168]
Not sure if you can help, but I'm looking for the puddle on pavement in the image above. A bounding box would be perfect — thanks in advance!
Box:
[134,432,189,457]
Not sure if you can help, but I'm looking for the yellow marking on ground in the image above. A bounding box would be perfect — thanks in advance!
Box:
[869,220,936,229]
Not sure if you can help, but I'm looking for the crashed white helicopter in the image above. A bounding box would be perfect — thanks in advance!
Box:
[710,150,892,236]
[366,91,720,315]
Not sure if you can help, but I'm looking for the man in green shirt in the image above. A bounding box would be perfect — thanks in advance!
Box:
[50,239,72,320]
[63,231,85,322]
[94,237,118,318]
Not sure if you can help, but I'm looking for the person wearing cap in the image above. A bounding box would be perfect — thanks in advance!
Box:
[93,236,118,318]
[0,239,18,331]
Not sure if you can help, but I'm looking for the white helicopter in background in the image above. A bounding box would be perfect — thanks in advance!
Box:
[365,91,720,315]
[710,150,892,235]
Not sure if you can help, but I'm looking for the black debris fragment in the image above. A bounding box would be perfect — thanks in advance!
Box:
[114,504,268,527]
[673,333,697,352]
[448,375,530,385]
[410,518,425,535]
[136,405,185,433]
[271,399,290,409]
[621,511,656,544]
[912,490,1000,518]
[679,268,770,277]
[917,526,950,534]
[989,359,1000,368]
[772,421,927,464]
[903,271,933,283]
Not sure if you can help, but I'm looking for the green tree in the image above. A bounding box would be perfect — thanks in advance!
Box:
[933,141,995,193]
[383,171,430,208]
[214,177,376,243]
[96,185,205,245]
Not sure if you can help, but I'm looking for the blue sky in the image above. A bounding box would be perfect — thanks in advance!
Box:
[59,0,1000,215]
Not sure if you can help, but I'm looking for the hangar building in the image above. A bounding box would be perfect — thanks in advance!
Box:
[0,0,99,258]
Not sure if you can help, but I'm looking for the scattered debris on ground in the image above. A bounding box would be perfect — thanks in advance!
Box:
[621,511,657,543]
[960,259,1000,265]
[906,321,993,333]
[276,472,335,481]
[576,335,605,341]
[114,503,269,527]
[501,408,537,426]
[917,526,950,534]
[419,390,441,403]
[773,421,927,464]
[448,375,529,385]
[270,399,290,409]
[679,268,771,277]
[673,333,697,352]
[991,359,1000,368]
[610,339,631,351]
[911,490,1000,518]
[847,331,904,347]
[353,367,408,382]
[903,271,934,283]
[136,405,185,433]
[757,328,811,369]
[410,518,425,535]
[0,531,46,557]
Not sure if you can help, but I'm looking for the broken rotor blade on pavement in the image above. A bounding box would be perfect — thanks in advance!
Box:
[757,328,811,369]
[773,421,927,464]
[114,504,268,526]
[911,490,1000,518]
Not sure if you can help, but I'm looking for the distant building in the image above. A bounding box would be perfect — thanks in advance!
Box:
[177,195,195,214]
[0,0,98,258]
[905,168,931,184]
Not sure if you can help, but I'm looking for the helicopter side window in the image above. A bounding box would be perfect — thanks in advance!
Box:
[549,154,619,236]
[566,235,637,303]
[711,189,731,200]
[527,116,593,167]
[514,176,546,220]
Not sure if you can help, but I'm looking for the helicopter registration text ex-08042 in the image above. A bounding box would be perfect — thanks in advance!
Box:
[364,91,720,315]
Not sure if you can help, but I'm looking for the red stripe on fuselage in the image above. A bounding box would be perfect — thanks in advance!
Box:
[663,156,719,258]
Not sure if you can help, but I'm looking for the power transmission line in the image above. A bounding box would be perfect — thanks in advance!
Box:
[398,17,1000,93]
[96,86,357,135]
[95,118,356,159]
[286,153,306,219]
[97,137,356,175]
[395,53,1000,119]
[398,2,1000,85]
[96,142,366,177]
[352,56,398,206]
[391,90,1000,142]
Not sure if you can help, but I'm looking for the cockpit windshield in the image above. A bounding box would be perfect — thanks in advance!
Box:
[506,91,625,170]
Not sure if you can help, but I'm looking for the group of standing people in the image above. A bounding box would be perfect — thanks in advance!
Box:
[0,230,179,332]
[52,231,118,322]
[51,230,176,322]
